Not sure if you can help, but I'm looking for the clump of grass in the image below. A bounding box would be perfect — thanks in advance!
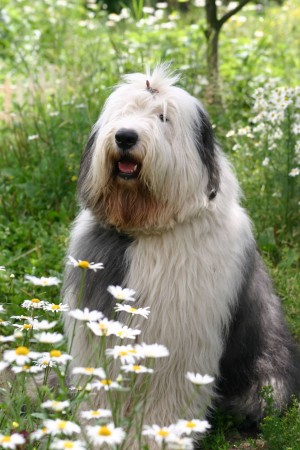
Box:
[260,387,300,450]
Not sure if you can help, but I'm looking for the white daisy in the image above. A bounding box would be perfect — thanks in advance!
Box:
[292,124,300,135]
[35,332,64,344]
[0,334,15,343]
[43,303,70,313]
[21,298,46,309]
[38,350,73,365]
[90,377,121,392]
[106,345,142,364]
[107,285,136,302]
[24,275,61,286]
[0,305,5,312]
[175,419,211,435]
[10,315,33,321]
[50,439,86,450]
[11,364,43,374]
[68,308,103,322]
[27,318,57,330]
[0,266,5,271]
[30,427,49,441]
[289,167,300,177]
[86,423,125,446]
[72,367,105,378]
[135,343,170,358]
[168,436,194,449]
[121,364,154,374]
[34,357,56,368]
[13,331,23,339]
[0,433,25,448]
[68,256,104,272]
[185,372,215,385]
[3,346,41,366]
[143,424,178,444]
[0,318,11,327]
[80,408,112,420]
[43,419,81,436]
[41,400,70,412]
[13,323,34,332]
[27,134,39,141]
[114,303,150,319]
[87,318,122,337]
[115,325,141,340]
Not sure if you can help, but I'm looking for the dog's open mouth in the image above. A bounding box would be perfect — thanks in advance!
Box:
[115,157,141,180]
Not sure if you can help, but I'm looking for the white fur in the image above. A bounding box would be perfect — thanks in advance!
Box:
[63,66,259,446]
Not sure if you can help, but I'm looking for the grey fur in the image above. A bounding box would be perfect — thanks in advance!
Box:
[62,68,300,445]
[63,221,132,317]
[216,245,300,422]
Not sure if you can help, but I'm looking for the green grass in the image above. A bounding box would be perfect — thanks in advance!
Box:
[0,0,299,448]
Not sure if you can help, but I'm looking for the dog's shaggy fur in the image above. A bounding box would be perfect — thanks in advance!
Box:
[63,66,300,440]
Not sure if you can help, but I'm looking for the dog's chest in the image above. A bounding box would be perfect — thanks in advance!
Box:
[122,222,243,375]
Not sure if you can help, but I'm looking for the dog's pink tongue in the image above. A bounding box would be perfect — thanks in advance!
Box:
[118,161,137,174]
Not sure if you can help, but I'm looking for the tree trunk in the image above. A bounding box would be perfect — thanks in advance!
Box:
[205,27,221,105]
[203,0,252,105]
[204,0,222,105]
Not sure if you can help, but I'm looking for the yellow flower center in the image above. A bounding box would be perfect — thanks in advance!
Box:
[50,350,62,358]
[51,305,61,311]
[58,420,67,429]
[23,324,33,330]
[119,351,129,356]
[41,280,49,285]
[101,379,112,386]
[22,365,30,370]
[31,298,40,303]
[116,293,124,299]
[12,422,19,428]
[78,261,90,269]
[15,346,29,355]
[91,411,100,416]
[63,443,74,449]
[129,307,137,313]
[0,436,11,443]
[84,367,95,373]
[157,429,169,437]
[186,421,196,428]
[133,365,141,371]
[99,323,108,334]
[98,426,112,436]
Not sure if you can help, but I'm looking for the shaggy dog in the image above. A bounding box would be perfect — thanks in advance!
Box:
[63,66,300,444]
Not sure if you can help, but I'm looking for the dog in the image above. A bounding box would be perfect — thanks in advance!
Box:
[63,65,300,444]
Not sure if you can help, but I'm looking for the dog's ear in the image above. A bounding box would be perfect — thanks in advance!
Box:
[194,107,220,200]
[77,129,98,204]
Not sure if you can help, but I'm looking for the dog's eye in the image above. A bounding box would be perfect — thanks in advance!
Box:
[159,114,169,123]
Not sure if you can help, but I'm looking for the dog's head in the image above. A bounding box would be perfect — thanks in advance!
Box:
[77,65,220,232]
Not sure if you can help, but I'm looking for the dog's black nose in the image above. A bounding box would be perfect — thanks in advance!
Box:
[115,129,138,152]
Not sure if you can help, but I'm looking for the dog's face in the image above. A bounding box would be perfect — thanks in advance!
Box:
[78,66,219,231]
